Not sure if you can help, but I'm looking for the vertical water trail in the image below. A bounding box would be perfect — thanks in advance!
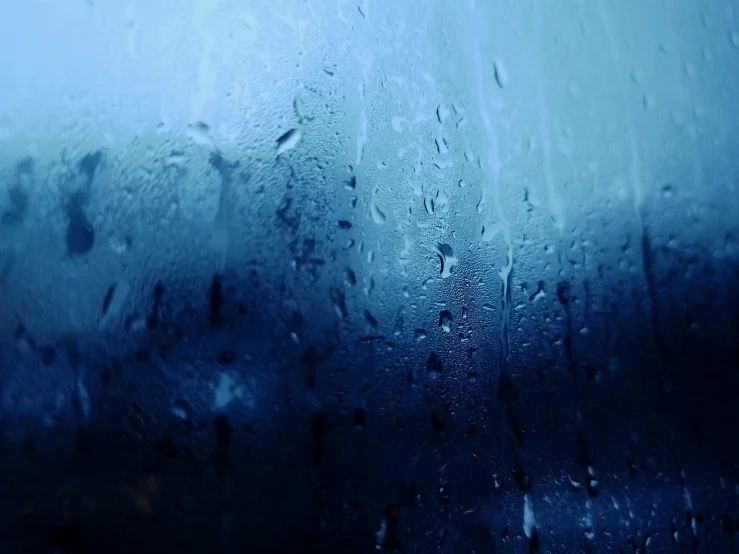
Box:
[471,4,535,542]
[596,0,667,389]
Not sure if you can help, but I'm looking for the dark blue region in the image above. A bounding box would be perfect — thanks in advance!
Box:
[0,165,738,554]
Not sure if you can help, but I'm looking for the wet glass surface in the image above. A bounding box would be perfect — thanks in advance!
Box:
[1,1,739,552]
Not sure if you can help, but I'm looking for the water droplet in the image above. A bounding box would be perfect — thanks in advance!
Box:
[436,104,450,123]
[186,121,213,146]
[370,201,387,224]
[276,128,301,155]
[529,281,546,303]
[643,94,656,111]
[433,159,453,169]
[481,222,502,242]
[424,197,435,214]
[345,176,357,190]
[730,30,739,48]
[427,352,442,378]
[435,134,448,155]
[330,288,348,319]
[172,399,193,420]
[344,267,357,286]
[414,329,427,341]
[66,207,95,256]
[438,310,453,333]
[493,59,509,88]
[164,152,188,167]
[363,276,375,296]
[364,310,378,328]
[435,243,458,278]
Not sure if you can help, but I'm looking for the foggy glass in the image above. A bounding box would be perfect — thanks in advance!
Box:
[1,0,738,552]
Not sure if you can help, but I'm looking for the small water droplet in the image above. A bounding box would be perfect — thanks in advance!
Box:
[164,152,188,167]
[363,276,375,296]
[493,59,509,88]
[344,267,357,285]
[730,31,739,48]
[435,134,449,155]
[414,329,427,341]
[172,399,193,420]
[643,94,656,111]
[481,222,502,242]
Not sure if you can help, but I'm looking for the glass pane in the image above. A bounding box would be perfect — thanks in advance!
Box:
[1,0,738,552]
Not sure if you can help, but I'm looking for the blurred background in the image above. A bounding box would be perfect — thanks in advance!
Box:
[1,0,739,552]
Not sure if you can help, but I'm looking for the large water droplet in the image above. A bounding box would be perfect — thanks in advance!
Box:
[438,310,453,333]
[371,201,387,224]
[427,353,442,378]
[276,128,301,155]
[435,243,458,278]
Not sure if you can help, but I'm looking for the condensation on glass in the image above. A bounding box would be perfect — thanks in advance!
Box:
[1,0,738,552]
